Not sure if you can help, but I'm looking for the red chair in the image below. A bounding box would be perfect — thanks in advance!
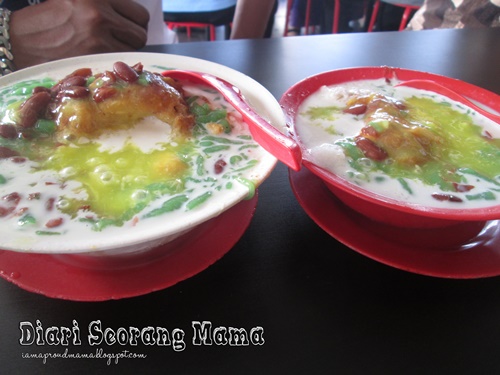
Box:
[284,0,341,36]
[367,0,422,31]
[167,22,217,41]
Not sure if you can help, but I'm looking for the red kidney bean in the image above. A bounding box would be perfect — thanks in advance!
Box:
[18,91,51,128]
[0,146,19,159]
[0,206,9,217]
[51,70,92,96]
[59,86,90,99]
[45,217,63,228]
[93,86,118,103]
[10,157,26,163]
[69,68,93,78]
[50,85,62,97]
[3,192,21,205]
[61,75,87,88]
[32,86,51,95]
[0,124,18,139]
[360,126,378,138]
[431,193,463,203]
[343,103,367,116]
[101,70,117,84]
[132,62,144,74]
[214,159,227,174]
[355,136,388,161]
[45,197,55,211]
[113,61,139,83]
[15,207,28,216]
[453,183,475,192]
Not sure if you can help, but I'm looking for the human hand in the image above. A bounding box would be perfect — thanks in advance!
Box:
[9,0,150,70]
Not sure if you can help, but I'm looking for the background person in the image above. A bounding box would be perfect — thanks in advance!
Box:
[230,0,278,39]
[407,0,500,29]
[285,0,366,35]
[0,0,175,73]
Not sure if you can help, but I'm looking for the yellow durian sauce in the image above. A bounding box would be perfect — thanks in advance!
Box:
[43,140,191,219]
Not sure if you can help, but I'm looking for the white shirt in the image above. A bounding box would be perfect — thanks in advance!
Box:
[135,0,178,44]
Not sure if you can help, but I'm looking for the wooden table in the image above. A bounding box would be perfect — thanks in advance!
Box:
[1,27,500,374]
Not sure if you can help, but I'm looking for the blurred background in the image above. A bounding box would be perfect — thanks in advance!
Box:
[165,0,421,43]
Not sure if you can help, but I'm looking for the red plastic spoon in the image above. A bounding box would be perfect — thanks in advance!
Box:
[162,69,302,171]
[395,79,500,124]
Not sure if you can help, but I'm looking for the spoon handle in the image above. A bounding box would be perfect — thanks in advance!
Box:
[162,70,302,171]
[396,79,500,124]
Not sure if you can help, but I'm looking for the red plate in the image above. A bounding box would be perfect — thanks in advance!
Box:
[289,168,500,279]
[0,194,257,301]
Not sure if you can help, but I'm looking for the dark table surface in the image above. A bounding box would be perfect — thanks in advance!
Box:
[2,28,500,374]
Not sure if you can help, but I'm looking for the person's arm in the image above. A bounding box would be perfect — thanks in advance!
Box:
[230,0,276,39]
[8,0,150,71]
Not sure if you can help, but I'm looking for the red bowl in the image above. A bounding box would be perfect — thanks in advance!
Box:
[280,66,500,232]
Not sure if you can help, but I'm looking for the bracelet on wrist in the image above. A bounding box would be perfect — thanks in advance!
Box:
[0,8,15,76]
